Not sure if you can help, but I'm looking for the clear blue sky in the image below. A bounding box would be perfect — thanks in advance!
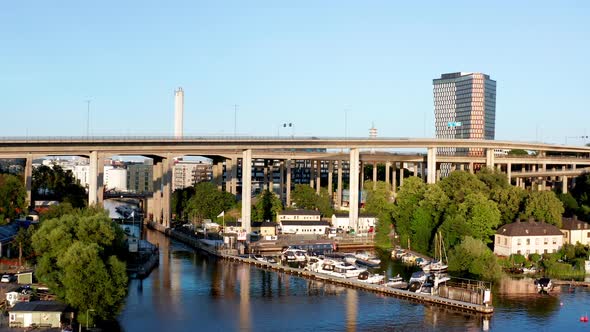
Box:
[1,1,589,145]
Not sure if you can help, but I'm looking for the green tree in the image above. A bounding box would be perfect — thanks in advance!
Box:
[392,177,426,248]
[522,191,565,227]
[187,182,236,222]
[14,226,35,266]
[32,165,86,207]
[316,188,334,217]
[439,171,488,203]
[448,236,502,281]
[364,181,395,249]
[0,173,27,222]
[477,167,510,190]
[32,207,127,324]
[171,186,196,221]
[252,190,283,221]
[440,193,500,246]
[291,184,318,210]
[490,186,527,225]
[557,192,579,217]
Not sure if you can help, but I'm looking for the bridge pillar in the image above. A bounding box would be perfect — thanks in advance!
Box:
[152,158,163,223]
[372,162,378,189]
[316,160,322,194]
[286,159,292,207]
[162,155,172,228]
[231,157,238,194]
[562,175,568,194]
[427,147,437,184]
[485,149,495,169]
[385,161,391,185]
[337,160,343,207]
[25,153,33,208]
[328,161,334,200]
[269,161,274,194]
[413,163,418,177]
[241,149,252,234]
[349,148,360,231]
[421,162,425,180]
[309,160,315,189]
[507,163,512,185]
[225,158,233,193]
[88,151,105,206]
[469,162,474,174]
[279,160,285,201]
[360,161,365,190]
[392,163,397,193]
[263,161,269,191]
[399,163,404,188]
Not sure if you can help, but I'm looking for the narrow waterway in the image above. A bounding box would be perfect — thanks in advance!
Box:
[117,229,590,331]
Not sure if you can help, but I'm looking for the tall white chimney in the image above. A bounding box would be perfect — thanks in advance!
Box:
[174,87,184,138]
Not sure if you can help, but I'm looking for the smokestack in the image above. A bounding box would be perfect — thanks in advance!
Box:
[174,87,184,138]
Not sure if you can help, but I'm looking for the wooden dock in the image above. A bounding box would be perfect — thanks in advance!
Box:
[164,227,494,315]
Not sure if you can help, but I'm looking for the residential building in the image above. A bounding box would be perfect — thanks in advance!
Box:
[279,220,331,235]
[127,162,153,193]
[172,160,212,191]
[494,218,563,257]
[9,301,74,328]
[561,216,590,245]
[331,213,377,233]
[104,166,127,191]
[433,72,496,157]
[277,210,321,222]
[72,164,90,188]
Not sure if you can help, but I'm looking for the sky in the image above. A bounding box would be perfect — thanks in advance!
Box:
[1,1,589,145]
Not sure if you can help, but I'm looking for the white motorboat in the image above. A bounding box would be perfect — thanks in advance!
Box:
[282,248,308,262]
[409,271,450,293]
[343,254,357,265]
[422,232,448,273]
[357,271,385,284]
[251,254,267,262]
[305,256,324,272]
[385,274,408,289]
[355,252,381,267]
[534,277,553,293]
[331,262,366,278]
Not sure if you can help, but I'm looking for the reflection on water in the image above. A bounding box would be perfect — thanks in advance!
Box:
[118,230,590,332]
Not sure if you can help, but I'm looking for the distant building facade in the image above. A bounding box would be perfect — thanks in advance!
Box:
[104,166,127,191]
[127,163,153,193]
[173,160,212,191]
[331,213,377,233]
[433,72,496,157]
[277,210,321,222]
[494,219,563,257]
[279,220,330,235]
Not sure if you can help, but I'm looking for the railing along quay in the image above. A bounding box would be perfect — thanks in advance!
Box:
[164,228,493,315]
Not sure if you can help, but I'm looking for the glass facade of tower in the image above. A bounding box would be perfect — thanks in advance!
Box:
[433,72,496,156]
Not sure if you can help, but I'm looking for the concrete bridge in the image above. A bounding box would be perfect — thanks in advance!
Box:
[2,136,590,233]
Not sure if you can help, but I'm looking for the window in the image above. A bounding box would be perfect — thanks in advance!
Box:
[544,238,548,245]
[504,238,507,246]
[587,232,590,238]
[517,250,521,255]
[517,239,522,245]
[553,238,557,245]
[535,238,540,245]
[526,238,530,245]
[544,249,548,254]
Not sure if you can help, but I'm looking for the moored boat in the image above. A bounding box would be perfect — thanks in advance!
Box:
[534,277,553,293]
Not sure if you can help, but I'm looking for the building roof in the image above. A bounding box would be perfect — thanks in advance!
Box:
[333,212,376,218]
[280,220,331,226]
[279,210,321,216]
[10,301,70,313]
[0,223,19,244]
[561,216,590,231]
[223,221,278,227]
[496,219,563,237]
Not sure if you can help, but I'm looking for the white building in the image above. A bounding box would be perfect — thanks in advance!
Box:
[561,216,590,246]
[277,210,321,222]
[279,220,330,235]
[172,160,212,191]
[104,166,128,191]
[494,219,563,257]
[72,165,90,188]
[331,213,377,233]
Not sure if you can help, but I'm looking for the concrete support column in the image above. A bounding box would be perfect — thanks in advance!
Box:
[459,164,465,171]
[231,157,238,195]
[427,147,437,184]
[269,161,274,194]
[241,149,252,234]
[217,161,224,191]
[337,161,343,207]
[263,161,269,191]
[399,163,404,188]
[360,161,365,190]
[372,162,378,189]
[279,160,285,201]
[162,154,172,228]
[25,153,33,207]
[286,159,292,207]
[328,161,333,199]
[316,160,321,194]
[89,151,98,205]
[309,160,315,189]
[413,163,418,177]
[562,175,568,194]
[507,163,512,185]
[225,158,233,193]
[152,159,163,223]
[485,149,495,169]
[421,162,426,180]
[349,148,360,231]
[469,162,474,174]
[385,161,391,186]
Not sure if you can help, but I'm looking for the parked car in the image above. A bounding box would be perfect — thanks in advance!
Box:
[1,274,14,283]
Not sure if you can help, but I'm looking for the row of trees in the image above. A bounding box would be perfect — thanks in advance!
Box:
[0,174,26,223]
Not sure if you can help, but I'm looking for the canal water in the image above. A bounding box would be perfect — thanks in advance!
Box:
[117,229,590,331]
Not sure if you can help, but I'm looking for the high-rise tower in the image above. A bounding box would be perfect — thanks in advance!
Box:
[433,72,496,156]
[174,87,184,138]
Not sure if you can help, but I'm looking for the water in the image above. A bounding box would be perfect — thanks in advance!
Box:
[118,230,590,331]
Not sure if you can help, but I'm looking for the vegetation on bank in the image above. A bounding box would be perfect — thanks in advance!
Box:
[500,243,589,279]
[0,173,27,224]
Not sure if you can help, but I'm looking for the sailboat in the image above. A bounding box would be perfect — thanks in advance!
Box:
[422,232,448,273]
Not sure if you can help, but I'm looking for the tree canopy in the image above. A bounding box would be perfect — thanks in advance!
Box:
[0,173,27,222]
[448,236,502,281]
[186,182,236,222]
[522,191,565,227]
[32,165,86,208]
[32,207,127,324]
[290,184,333,216]
[252,190,283,222]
